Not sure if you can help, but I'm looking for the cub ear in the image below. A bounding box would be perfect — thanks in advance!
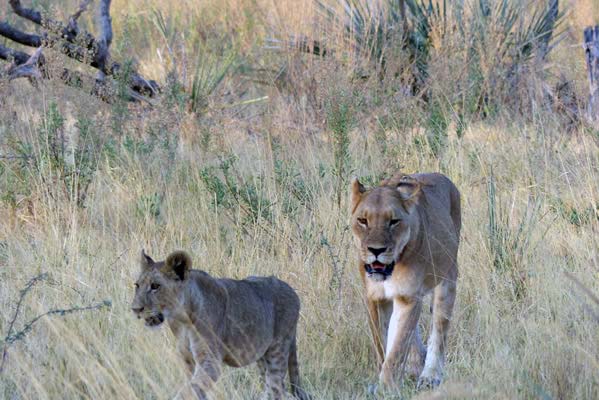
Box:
[381,173,407,187]
[396,176,422,209]
[350,177,366,210]
[140,249,155,270]
[162,251,192,281]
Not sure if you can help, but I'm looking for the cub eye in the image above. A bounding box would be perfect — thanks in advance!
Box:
[134,283,139,289]
[357,218,368,227]
[389,219,401,226]
[150,283,160,291]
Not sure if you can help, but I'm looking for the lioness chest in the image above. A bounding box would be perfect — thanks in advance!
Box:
[364,262,432,301]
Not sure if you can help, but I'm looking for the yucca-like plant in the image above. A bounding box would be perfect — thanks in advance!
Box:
[189,48,237,114]
[282,0,563,99]
[152,9,238,114]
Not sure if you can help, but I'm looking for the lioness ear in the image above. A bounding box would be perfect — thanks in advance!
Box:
[396,176,422,209]
[350,177,366,210]
[140,249,155,270]
[162,251,192,281]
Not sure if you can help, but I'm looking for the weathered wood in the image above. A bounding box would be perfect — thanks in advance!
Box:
[0,21,41,47]
[4,47,43,81]
[1,0,158,101]
[95,0,113,79]
[0,43,30,65]
[584,25,599,122]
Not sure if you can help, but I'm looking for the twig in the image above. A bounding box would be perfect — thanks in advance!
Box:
[565,271,599,305]
[0,272,112,373]
[68,0,94,34]
[564,270,599,322]
[320,234,343,299]
[3,300,112,345]
[0,272,48,373]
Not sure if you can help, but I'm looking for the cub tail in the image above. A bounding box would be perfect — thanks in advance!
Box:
[288,336,311,400]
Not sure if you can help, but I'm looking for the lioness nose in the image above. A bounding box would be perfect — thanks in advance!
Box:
[368,247,387,256]
[131,306,144,314]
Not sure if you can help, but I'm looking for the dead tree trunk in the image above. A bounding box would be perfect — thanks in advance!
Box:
[584,25,599,123]
[0,0,158,103]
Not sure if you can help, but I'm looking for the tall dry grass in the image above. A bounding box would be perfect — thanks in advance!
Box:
[1,0,598,399]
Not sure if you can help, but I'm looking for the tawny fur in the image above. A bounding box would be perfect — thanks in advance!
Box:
[350,172,461,390]
[131,250,309,400]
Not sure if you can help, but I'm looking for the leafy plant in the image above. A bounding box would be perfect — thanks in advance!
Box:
[326,92,354,208]
[199,154,273,225]
[3,103,106,207]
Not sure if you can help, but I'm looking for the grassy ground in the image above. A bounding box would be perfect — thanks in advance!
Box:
[1,0,598,399]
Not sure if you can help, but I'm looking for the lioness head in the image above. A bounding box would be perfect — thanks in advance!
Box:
[350,174,422,281]
[131,250,191,327]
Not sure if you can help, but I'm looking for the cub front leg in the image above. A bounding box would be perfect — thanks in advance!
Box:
[174,357,222,400]
[174,339,222,400]
[379,296,423,388]
[178,343,196,377]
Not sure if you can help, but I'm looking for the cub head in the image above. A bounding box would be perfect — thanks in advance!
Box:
[350,174,422,281]
[131,250,192,327]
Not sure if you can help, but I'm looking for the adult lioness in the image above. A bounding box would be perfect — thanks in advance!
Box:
[350,172,461,389]
[131,250,309,400]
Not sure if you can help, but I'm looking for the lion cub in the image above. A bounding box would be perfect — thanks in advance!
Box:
[131,250,309,400]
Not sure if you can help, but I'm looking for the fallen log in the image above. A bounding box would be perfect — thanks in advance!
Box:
[0,0,159,103]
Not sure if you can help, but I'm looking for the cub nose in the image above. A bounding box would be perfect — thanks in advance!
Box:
[368,247,387,257]
[131,306,144,314]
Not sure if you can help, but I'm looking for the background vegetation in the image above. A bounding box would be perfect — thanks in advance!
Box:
[1,0,598,399]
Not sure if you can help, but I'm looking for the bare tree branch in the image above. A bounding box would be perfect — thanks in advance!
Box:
[0,20,41,47]
[2,0,159,99]
[5,46,43,80]
[8,0,42,25]
[68,0,94,34]
[0,43,30,65]
[1,45,148,104]
[585,25,599,123]
[96,0,112,78]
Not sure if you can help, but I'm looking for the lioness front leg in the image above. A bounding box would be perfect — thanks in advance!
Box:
[380,296,423,388]
[366,298,388,368]
[418,278,456,389]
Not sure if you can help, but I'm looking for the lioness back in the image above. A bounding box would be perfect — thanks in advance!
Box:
[409,172,461,237]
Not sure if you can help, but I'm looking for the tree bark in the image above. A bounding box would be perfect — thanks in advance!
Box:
[584,25,599,123]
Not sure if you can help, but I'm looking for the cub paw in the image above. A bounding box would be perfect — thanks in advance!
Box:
[416,374,441,390]
[367,383,379,396]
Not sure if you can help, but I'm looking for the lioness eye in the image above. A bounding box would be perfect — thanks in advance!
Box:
[357,218,368,226]
[150,283,160,291]
[390,219,401,226]
[134,283,139,289]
